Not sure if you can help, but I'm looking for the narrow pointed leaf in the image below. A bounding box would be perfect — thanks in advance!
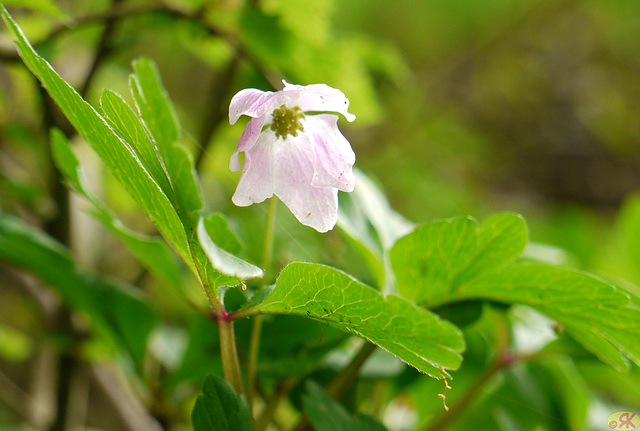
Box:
[1,8,193,269]
[50,129,182,289]
[0,217,157,368]
[129,57,203,219]
[100,89,174,201]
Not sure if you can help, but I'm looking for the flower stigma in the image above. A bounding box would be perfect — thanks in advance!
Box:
[270,104,305,139]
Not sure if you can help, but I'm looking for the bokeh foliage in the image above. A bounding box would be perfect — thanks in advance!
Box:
[1,1,639,431]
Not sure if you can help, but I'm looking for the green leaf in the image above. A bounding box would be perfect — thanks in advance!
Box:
[539,359,590,431]
[197,218,263,281]
[338,169,413,290]
[129,57,203,220]
[303,381,388,431]
[130,58,180,160]
[49,128,85,193]
[202,213,244,256]
[249,315,345,378]
[50,129,182,289]
[0,217,157,368]
[390,213,528,306]
[1,8,193,269]
[458,263,640,370]
[192,375,253,431]
[100,89,174,202]
[247,263,465,378]
[390,212,640,370]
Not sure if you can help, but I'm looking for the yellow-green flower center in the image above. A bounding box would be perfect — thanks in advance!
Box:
[270,104,305,139]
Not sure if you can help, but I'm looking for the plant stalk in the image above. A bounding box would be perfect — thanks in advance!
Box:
[246,197,278,410]
[218,316,245,397]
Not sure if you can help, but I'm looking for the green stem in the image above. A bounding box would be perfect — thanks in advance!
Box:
[218,317,245,397]
[261,197,278,276]
[246,197,278,410]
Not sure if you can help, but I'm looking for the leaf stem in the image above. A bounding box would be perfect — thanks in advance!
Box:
[218,315,245,397]
[246,197,278,411]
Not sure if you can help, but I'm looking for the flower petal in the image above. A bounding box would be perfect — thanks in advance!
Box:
[229,88,278,124]
[272,133,339,232]
[231,131,276,206]
[306,115,356,192]
[229,116,266,171]
[282,81,356,122]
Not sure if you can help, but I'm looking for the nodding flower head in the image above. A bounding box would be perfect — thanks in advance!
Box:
[228,81,356,232]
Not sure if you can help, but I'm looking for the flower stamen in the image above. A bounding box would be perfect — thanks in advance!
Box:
[270,104,305,139]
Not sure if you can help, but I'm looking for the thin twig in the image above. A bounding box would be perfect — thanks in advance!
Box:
[0,0,282,89]
[79,0,124,98]
[246,198,278,414]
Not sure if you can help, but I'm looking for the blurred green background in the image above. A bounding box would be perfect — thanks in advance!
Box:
[1,0,640,430]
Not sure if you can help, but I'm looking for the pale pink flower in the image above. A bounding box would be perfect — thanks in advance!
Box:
[229,81,356,232]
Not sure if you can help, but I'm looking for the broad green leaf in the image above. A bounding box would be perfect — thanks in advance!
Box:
[248,315,345,378]
[391,213,528,306]
[129,57,203,221]
[50,129,182,289]
[246,263,465,378]
[197,218,263,281]
[192,375,253,431]
[0,217,157,368]
[303,381,388,431]
[1,9,193,270]
[458,263,640,370]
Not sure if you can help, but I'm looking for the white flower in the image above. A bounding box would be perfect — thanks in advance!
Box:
[229,81,356,232]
